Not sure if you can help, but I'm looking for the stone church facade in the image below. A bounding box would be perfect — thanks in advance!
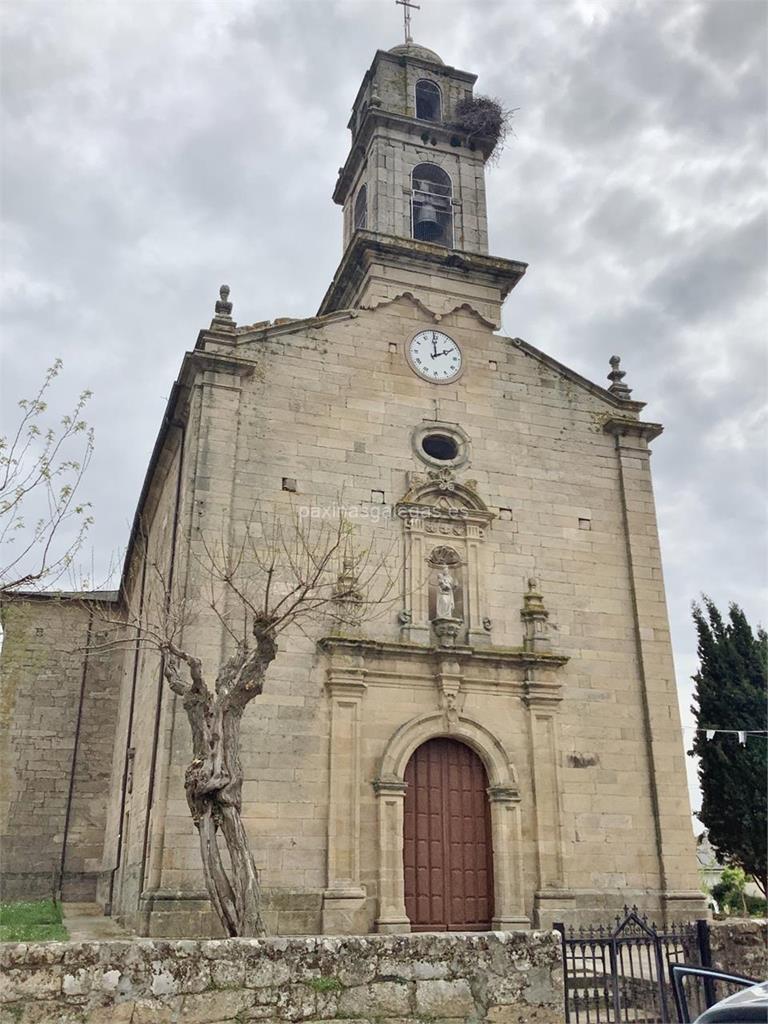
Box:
[0,41,705,937]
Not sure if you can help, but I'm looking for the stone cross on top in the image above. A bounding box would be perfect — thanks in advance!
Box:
[395,0,420,44]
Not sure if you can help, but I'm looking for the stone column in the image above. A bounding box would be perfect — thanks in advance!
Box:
[607,420,706,920]
[487,784,529,928]
[322,654,367,934]
[373,777,410,934]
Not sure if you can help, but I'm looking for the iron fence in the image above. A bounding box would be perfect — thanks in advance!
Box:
[554,905,720,1023]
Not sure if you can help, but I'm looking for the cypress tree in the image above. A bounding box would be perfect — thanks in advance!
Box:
[690,597,767,895]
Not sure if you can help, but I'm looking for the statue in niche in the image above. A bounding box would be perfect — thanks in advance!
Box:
[427,546,464,647]
[436,568,457,619]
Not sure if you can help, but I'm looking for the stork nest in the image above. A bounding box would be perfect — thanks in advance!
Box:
[453,95,515,162]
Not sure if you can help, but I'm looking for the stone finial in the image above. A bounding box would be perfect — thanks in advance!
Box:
[214,284,233,320]
[521,577,550,652]
[607,355,632,399]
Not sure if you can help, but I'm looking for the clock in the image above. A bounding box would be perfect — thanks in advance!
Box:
[406,329,463,384]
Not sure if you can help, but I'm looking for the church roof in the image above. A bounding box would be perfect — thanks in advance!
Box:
[388,41,443,65]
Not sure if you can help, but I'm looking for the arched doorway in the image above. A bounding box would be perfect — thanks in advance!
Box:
[403,737,494,931]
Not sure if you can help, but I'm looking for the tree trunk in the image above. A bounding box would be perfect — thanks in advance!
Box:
[172,640,272,937]
[197,806,238,936]
[219,805,265,935]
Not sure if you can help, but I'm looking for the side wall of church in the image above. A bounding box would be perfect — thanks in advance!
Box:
[0,598,122,900]
[103,419,190,931]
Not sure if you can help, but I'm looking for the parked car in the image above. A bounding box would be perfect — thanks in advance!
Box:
[670,965,767,1023]
[693,981,768,1023]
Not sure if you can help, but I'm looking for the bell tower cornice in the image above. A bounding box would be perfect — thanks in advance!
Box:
[318,231,526,327]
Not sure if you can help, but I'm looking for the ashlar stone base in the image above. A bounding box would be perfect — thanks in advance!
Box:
[321,887,369,935]
[533,888,709,929]
[130,887,324,938]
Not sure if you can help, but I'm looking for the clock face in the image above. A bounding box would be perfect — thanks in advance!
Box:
[407,330,463,384]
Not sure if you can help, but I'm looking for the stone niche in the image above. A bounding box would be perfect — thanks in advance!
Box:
[396,468,495,648]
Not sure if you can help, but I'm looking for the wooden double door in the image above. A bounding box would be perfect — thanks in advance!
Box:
[403,737,494,931]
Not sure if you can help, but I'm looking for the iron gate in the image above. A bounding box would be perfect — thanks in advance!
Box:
[554,906,712,1023]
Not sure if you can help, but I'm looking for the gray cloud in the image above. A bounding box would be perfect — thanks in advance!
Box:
[646,213,767,322]
[696,0,768,67]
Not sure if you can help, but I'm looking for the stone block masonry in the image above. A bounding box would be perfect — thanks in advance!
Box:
[709,918,768,981]
[0,596,122,901]
[0,930,563,1023]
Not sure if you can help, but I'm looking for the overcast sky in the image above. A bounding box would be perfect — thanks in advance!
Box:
[2,0,766,818]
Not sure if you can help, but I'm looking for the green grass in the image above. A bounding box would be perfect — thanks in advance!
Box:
[0,899,69,942]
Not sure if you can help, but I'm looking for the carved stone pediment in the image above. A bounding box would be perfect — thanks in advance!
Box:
[397,470,494,529]
[364,290,500,330]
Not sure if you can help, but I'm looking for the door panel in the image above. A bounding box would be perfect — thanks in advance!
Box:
[403,737,494,931]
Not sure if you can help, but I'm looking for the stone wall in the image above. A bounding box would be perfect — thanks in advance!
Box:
[0,930,563,1024]
[709,918,768,980]
[0,596,123,900]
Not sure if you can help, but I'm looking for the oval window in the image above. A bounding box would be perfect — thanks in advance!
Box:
[421,433,459,461]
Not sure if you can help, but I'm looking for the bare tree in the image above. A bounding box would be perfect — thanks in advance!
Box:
[95,508,397,937]
[0,360,94,594]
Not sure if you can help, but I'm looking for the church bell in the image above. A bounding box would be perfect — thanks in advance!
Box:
[414,201,443,242]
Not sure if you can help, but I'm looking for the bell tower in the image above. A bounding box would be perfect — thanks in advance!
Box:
[335,42,490,254]
[319,42,527,328]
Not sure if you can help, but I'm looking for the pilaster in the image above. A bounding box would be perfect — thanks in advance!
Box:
[525,674,568,928]
[487,784,529,929]
[605,419,706,919]
[465,523,489,648]
[401,514,431,644]
[373,778,410,934]
[322,653,367,934]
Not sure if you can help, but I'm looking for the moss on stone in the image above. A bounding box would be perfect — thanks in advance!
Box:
[306,975,343,993]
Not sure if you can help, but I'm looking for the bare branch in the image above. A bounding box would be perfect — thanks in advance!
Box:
[1,361,94,594]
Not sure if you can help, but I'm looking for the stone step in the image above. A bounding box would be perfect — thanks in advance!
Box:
[61,902,130,940]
